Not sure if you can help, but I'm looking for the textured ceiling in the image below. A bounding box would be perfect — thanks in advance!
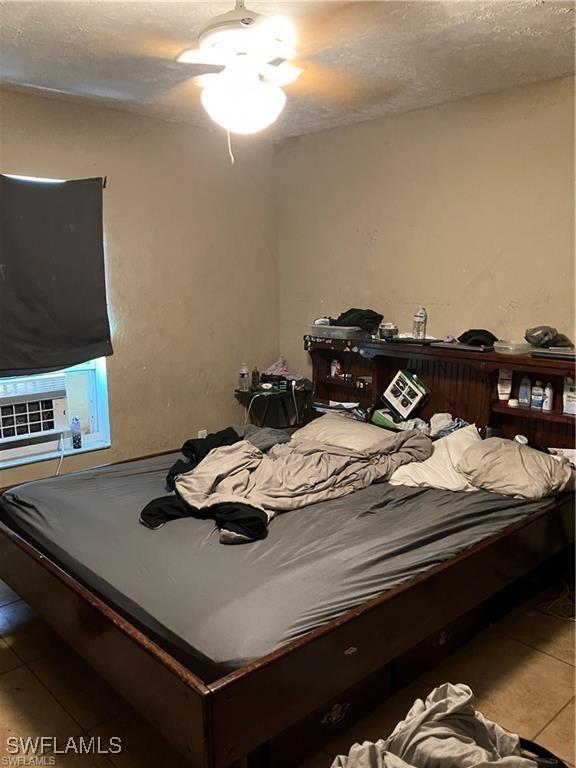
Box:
[1,1,574,140]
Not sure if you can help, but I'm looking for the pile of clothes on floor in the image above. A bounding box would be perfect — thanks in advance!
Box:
[332,683,560,768]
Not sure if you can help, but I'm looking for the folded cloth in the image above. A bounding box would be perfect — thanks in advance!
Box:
[331,308,383,332]
[332,683,536,768]
[433,417,470,439]
[263,355,303,380]
[457,329,498,347]
[235,425,293,452]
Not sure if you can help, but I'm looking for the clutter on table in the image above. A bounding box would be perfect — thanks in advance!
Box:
[525,325,573,348]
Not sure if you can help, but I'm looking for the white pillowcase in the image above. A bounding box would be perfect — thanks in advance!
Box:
[389,424,481,492]
[291,413,394,452]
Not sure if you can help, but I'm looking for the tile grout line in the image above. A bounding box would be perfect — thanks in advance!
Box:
[25,656,91,734]
[492,626,576,669]
[532,695,575,743]
[26,660,119,766]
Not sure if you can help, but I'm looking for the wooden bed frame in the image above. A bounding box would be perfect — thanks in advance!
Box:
[0,494,573,767]
[0,342,574,767]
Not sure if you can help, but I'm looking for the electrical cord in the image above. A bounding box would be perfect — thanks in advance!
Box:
[54,431,65,476]
[227,130,235,165]
[291,380,299,426]
[534,578,575,623]
[245,392,263,425]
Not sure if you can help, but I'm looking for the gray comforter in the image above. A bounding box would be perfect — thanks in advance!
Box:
[175,431,431,517]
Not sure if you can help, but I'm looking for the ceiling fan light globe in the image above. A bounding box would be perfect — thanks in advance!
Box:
[258,15,298,48]
[201,78,286,134]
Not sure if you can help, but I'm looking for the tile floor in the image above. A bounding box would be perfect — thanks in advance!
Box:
[0,579,573,768]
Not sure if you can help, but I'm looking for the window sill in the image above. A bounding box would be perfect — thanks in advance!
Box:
[0,440,111,471]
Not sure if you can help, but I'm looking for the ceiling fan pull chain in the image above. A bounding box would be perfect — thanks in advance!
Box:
[227,129,235,165]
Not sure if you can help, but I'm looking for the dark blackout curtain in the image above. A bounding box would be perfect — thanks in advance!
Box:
[0,175,113,376]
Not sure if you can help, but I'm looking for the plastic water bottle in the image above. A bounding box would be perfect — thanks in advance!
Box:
[412,307,427,340]
[238,363,250,392]
[531,381,544,410]
[543,382,554,412]
[518,376,531,408]
[71,417,82,450]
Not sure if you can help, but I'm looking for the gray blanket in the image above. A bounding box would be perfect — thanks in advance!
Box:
[175,431,432,517]
[332,684,536,768]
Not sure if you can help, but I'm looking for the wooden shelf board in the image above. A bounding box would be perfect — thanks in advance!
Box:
[491,402,575,425]
[320,377,372,390]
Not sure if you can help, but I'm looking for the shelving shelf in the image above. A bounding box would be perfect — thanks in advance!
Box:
[305,335,576,448]
[320,376,371,390]
[491,402,575,426]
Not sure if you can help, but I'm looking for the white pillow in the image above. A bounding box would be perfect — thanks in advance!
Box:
[291,413,394,452]
[389,425,481,492]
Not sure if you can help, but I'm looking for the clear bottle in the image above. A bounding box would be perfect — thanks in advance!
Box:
[71,417,82,450]
[530,381,544,410]
[412,307,427,340]
[238,363,250,392]
[542,382,554,412]
[518,376,531,408]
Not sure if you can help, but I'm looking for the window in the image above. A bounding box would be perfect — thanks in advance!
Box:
[0,358,111,469]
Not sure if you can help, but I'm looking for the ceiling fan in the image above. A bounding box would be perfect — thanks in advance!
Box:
[176,0,303,135]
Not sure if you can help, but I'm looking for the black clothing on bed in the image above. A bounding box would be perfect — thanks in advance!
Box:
[140,493,268,544]
[166,427,240,490]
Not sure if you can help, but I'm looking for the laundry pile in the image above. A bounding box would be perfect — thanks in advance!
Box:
[331,683,544,768]
[373,410,470,438]
[140,424,431,544]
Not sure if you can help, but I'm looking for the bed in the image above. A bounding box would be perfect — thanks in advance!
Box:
[0,448,573,768]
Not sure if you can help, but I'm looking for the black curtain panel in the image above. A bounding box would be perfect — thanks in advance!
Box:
[0,175,113,376]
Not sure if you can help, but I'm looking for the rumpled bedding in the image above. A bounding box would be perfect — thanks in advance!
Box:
[175,430,431,517]
[457,438,575,499]
[331,683,537,768]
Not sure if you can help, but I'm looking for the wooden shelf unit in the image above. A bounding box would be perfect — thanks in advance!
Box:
[305,336,576,448]
[491,402,575,426]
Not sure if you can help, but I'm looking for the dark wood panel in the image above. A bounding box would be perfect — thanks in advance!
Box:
[267,664,392,768]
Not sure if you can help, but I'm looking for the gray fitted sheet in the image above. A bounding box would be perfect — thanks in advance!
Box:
[0,453,551,681]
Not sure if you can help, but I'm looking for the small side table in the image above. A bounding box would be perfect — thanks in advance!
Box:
[234,388,311,428]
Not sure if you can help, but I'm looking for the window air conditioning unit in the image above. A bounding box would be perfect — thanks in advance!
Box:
[0,374,68,447]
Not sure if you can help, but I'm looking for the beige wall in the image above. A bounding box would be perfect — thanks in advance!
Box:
[0,89,278,485]
[1,76,574,484]
[275,76,575,371]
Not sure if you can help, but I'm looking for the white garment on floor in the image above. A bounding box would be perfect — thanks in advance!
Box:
[331,683,537,768]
